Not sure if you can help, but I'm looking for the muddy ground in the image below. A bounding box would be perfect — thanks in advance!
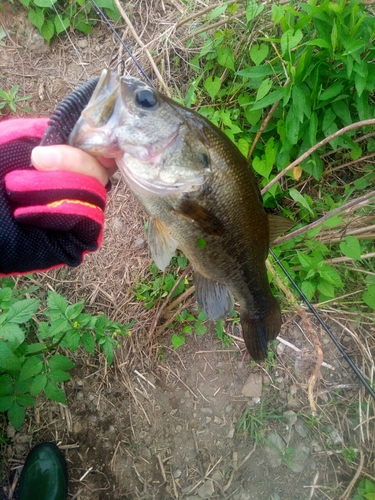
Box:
[1,1,374,499]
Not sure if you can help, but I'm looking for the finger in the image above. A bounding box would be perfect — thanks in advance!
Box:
[31,145,110,186]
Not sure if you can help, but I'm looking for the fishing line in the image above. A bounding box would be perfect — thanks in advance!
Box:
[270,248,375,400]
[81,3,374,399]
[89,0,154,86]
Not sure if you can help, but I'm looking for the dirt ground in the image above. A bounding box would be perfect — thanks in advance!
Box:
[1,1,374,499]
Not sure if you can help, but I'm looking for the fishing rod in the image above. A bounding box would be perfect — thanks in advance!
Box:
[88,0,375,400]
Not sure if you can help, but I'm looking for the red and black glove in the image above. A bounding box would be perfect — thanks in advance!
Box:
[0,110,107,275]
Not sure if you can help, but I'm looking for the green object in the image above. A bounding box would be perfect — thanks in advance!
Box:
[18,443,68,500]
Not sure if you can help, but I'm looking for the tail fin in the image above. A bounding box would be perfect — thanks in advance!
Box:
[240,299,282,361]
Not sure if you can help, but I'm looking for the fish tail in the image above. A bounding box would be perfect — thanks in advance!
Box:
[240,299,282,361]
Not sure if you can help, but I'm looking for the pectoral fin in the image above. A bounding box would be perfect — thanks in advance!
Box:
[194,272,234,320]
[148,218,178,271]
[174,195,225,236]
[268,214,295,242]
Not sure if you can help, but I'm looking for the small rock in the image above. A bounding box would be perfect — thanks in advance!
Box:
[6,425,16,438]
[77,38,88,48]
[176,425,182,433]
[134,238,146,248]
[264,432,286,468]
[205,417,212,424]
[214,416,223,425]
[173,469,182,478]
[139,430,148,439]
[326,425,342,444]
[197,480,215,498]
[227,427,235,439]
[289,444,311,473]
[295,419,308,438]
[225,405,232,413]
[142,447,151,460]
[283,410,297,428]
[241,373,263,398]
[73,422,82,434]
[201,407,213,415]
[76,392,84,401]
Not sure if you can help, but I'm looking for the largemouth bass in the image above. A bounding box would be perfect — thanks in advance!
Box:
[69,69,292,360]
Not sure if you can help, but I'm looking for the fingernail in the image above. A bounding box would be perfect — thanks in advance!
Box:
[31,146,62,170]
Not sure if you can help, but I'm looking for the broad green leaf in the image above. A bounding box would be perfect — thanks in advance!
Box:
[251,88,284,111]
[332,101,351,125]
[309,111,318,145]
[252,157,272,179]
[250,43,269,65]
[362,284,375,309]
[30,374,47,396]
[195,324,207,335]
[28,7,44,31]
[47,291,68,314]
[246,2,264,22]
[0,323,25,346]
[81,331,95,355]
[6,298,39,324]
[301,281,316,301]
[171,334,185,349]
[322,215,343,228]
[0,396,13,412]
[41,19,54,43]
[256,78,272,102]
[317,280,335,298]
[34,0,57,6]
[319,82,344,101]
[44,380,67,404]
[208,4,227,21]
[19,356,43,382]
[285,107,300,145]
[281,29,303,57]
[289,189,314,216]
[0,288,12,308]
[48,354,75,371]
[319,265,343,287]
[245,108,262,126]
[8,402,25,429]
[0,375,13,396]
[305,38,331,49]
[204,76,221,100]
[297,252,312,269]
[65,302,83,320]
[16,394,35,407]
[100,338,114,365]
[48,369,72,383]
[237,65,280,79]
[217,47,234,71]
[339,236,362,261]
[0,340,21,371]
[54,15,70,35]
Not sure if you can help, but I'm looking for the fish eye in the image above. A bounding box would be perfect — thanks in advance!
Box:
[135,89,158,109]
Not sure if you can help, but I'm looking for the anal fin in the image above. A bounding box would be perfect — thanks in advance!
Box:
[194,272,234,320]
[148,218,178,271]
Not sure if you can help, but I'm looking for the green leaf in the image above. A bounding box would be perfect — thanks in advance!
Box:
[217,47,234,71]
[48,354,75,371]
[195,324,207,335]
[317,280,334,298]
[208,4,227,21]
[0,323,25,346]
[54,15,70,35]
[339,236,362,261]
[237,64,281,79]
[40,19,55,43]
[171,334,185,349]
[250,43,269,65]
[44,380,67,404]
[0,375,13,396]
[253,157,272,179]
[322,215,342,228]
[251,88,284,111]
[16,394,35,407]
[285,107,300,145]
[28,7,44,31]
[246,2,264,22]
[25,342,47,355]
[289,189,314,216]
[81,331,95,355]
[8,402,25,429]
[305,38,331,49]
[309,112,318,145]
[48,369,72,382]
[34,0,57,6]
[30,374,47,396]
[256,78,272,102]
[47,291,68,314]
[0,288,12,308]
[6,298,39,324]
[65,302,83,320]
[19,356,43,382]
[197,238,207,250]
[301,281,316,301]
[281,29,303,56]
[0,340,21,371]
[319,82,344,101]
[319,265,343,287]
[100,338,114,365]
[204,76,221,100]
[363,284,375,310]
[0,396,13,412]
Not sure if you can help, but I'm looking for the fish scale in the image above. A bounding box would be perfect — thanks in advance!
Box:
[69,69,293,360]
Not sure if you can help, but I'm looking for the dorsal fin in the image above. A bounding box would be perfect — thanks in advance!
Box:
[267,214,295,242]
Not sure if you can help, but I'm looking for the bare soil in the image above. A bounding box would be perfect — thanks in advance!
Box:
[1,2,374,499]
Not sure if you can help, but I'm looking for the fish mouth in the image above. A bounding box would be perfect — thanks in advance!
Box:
[117,129,208,197]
